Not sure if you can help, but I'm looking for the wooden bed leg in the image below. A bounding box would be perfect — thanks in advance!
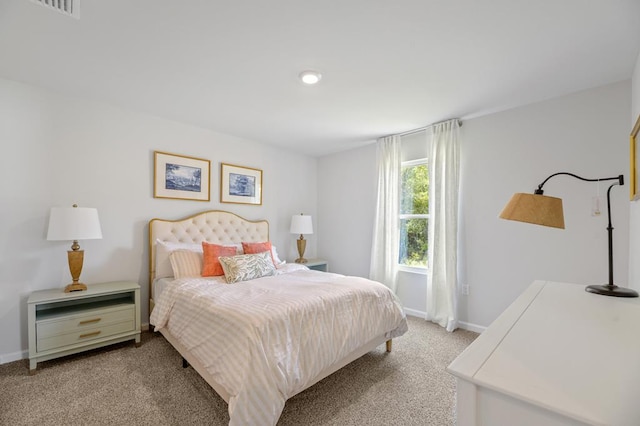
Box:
[386,340,392,353]
[182,357,189,368]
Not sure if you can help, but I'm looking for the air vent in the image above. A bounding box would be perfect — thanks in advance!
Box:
[31,0,80,19]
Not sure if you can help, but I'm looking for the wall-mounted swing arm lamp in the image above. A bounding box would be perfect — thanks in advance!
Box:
[499,172,638,298]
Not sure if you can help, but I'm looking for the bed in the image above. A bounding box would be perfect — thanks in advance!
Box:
[148,210,407,425]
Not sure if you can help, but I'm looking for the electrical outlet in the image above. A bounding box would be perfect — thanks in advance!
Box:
[462,285,470,295]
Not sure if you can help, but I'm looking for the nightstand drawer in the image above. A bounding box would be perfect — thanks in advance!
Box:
[37,304,135,352]
[37,319,135,352]
[37,304,134,337]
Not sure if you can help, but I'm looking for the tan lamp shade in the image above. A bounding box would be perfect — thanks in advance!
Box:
[499,193,565,229]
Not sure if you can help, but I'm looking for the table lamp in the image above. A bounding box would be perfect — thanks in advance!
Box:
[290,213,313,263]
[47,204,103,292]
[499,172,638,298]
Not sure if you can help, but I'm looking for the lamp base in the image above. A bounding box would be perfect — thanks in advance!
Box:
[64,282,87,293]
[295,237,307,264]
[585,284,638,298]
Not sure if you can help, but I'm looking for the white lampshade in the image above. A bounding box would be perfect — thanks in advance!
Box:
[47,206,103,241]
[290,214,313,235]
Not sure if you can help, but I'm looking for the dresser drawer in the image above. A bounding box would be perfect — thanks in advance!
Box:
[36,304,135,352]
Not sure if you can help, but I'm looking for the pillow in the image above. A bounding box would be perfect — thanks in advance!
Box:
[218,251,277,284]
[155,239,202,278]
[242,241,276,266]
[202,242,238,277]
[169,249,203,279]
[271,245,285,266]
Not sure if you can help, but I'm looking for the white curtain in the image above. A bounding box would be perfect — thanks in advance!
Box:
[370,135,401,292]
[427,120,461,332]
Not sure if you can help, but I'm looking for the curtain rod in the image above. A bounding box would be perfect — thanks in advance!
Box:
[395,118,463,138]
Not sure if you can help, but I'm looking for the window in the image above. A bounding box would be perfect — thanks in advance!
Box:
[399,159,428,269]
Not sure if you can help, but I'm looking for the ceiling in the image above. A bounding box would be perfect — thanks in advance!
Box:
[1,1,639,157]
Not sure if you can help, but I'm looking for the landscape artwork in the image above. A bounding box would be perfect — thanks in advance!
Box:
[220,163,262,205]
[229,172,255,197]
[165,163,202,193]
[154,151,210,201]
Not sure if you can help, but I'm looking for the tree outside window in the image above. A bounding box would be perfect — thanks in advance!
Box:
[399,159,429,268]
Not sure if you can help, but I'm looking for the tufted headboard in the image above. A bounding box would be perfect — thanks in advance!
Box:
[148,210,269,310]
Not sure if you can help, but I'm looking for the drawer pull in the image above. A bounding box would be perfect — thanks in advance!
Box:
[79,331,101,339]
[79,318,101,325]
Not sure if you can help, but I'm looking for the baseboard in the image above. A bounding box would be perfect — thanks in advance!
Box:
[0,349,28,365]
[404,308,426,318]
[458,321,486,334]
[404,308,486,334]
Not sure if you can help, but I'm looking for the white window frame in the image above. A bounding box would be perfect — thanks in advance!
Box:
[398,158,429,274]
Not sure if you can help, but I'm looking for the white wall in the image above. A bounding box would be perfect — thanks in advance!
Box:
[0,77,318,363]
[3,74,634,362]
[317,144,377,278]
[460,81,630,327]
[318,80,631,329]
[628,52,640,293]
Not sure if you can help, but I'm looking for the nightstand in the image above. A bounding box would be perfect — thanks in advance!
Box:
[303,259,328,272]
[27,281,141,374]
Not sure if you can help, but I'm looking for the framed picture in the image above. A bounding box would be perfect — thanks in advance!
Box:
[631,115,640,201]
[220,163,263,205]
[154,151,210,201]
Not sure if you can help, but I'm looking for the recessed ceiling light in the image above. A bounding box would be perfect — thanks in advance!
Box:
[299,70,322,85]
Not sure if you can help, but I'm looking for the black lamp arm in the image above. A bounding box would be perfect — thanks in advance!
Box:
[534,172,623,195]
[534,171,625,288]
[521,171,637,296]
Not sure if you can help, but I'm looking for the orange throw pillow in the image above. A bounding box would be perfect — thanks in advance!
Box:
[241,241,276,266]
[202,242,237,276]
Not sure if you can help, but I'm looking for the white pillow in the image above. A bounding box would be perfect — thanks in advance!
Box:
[169,249,203,278]
[218,251,277,284]
[155,239,202,278]
[271,246,285,266]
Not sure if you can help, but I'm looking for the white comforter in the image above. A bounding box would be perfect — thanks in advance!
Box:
[150,268,408,426]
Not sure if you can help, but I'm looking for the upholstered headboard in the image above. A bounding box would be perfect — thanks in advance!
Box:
[148,210,269,310]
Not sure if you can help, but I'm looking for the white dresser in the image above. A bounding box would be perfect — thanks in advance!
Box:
[447,280,640,426]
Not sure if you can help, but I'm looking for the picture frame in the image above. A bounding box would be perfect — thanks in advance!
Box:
[220,163,263,205]
[154,151,210,201]
[631,115,640,201]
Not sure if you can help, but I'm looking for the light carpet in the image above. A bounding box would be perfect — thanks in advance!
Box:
[0,316,477,425]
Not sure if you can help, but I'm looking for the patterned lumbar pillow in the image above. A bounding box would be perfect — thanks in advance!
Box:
[218,251,276,283]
